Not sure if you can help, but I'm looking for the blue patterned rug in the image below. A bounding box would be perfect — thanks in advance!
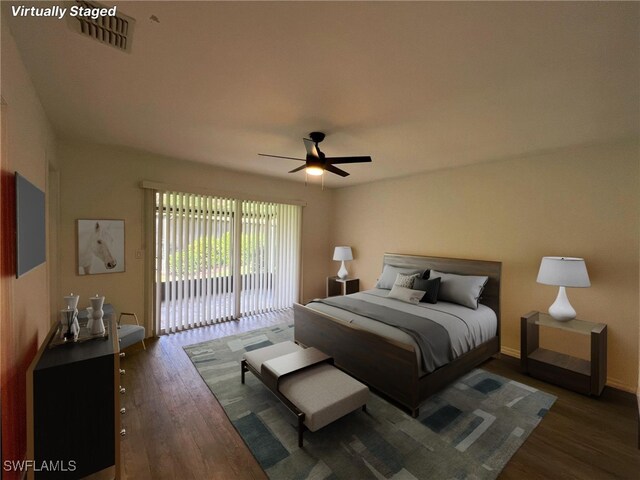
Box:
[184,323,556,479]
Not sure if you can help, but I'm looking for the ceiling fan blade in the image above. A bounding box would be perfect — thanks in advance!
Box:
[326,156,372,164]
[258,153,306,161]
[288,165,307,174]
[303,138,320,158]
[325,164,350,177]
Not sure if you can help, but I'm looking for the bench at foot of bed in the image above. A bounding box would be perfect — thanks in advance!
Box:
[241,341,369,447]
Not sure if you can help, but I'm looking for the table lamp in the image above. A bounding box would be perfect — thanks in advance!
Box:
[536,257,590,321]
[333,246,353,280]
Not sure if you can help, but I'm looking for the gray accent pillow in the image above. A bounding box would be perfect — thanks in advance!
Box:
[394,273,420,288]
[387,285,425,305]
[375,265,422,290]
[430,270,489,310]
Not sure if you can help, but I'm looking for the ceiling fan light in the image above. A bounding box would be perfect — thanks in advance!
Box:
[306,166,324,176]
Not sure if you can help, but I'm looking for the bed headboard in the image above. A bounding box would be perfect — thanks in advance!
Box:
[383,253,502,333]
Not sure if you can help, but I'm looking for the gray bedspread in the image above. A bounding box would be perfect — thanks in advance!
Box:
[311,296,452,372]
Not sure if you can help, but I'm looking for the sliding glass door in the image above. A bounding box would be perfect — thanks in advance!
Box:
[240,201,301,316]
[155,192,300,333]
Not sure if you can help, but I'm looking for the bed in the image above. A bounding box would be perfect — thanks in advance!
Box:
[294,253,501,417]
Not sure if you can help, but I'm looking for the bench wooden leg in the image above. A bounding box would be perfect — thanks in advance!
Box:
[411,407,419,418]
[362,404,367,413]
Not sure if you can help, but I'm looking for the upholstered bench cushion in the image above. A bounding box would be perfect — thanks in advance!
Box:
[243,341,301,372]
[243,341,369,434]
[279,363,369,432]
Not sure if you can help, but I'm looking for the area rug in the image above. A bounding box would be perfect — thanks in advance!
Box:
[184,323,556,479]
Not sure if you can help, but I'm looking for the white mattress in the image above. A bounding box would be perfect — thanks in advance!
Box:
[305,289,497,374]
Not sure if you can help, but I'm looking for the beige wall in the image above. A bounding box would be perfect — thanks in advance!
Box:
[56,138,639,392]
[1,16,56,469]
[331,140,639,392]
[56,140,334,332]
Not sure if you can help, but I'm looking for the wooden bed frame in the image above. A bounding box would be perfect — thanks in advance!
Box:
[294,253,501,417]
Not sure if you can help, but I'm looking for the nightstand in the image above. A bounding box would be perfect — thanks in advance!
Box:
[326,277,359,297]
[521,311,607,396]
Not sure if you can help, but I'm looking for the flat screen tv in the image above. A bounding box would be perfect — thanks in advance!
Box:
[15,172,46,277]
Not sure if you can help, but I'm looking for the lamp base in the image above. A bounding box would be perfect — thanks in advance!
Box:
[548,286,576,322]
[337,261,349,280]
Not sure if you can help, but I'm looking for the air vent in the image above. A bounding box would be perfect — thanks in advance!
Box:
[67,1,135,53]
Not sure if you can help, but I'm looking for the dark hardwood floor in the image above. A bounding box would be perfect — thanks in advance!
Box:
[484,357,639,479]
[120,311,288,480]
[119,310,639,479]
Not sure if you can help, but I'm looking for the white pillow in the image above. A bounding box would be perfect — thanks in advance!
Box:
[430,270,489,310]
[376,265,422,290]
[394,273,419,288]
[387,284,425,305]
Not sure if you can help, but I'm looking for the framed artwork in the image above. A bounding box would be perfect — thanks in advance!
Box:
[77,219,125,275]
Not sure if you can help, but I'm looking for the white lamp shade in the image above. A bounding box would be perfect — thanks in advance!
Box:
[333,246,353,261]
[536,257,590,288]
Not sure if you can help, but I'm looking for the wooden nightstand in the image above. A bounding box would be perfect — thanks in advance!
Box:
[326,277,359,297]
[521,311,607,396]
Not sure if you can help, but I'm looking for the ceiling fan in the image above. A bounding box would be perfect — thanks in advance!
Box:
[258,132,372,177]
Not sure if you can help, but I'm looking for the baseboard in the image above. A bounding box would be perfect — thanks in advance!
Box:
[606,377,637,394]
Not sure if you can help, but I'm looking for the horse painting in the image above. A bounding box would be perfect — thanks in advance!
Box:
[78,220,125,275]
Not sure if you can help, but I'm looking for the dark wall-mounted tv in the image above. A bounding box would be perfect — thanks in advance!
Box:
[15,172,46,278]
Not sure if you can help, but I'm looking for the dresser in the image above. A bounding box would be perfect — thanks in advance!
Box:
[27,318,121,479]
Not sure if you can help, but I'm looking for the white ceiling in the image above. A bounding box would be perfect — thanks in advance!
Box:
[5,1,639,187]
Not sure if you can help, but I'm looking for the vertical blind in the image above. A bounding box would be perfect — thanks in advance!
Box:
[240,201,301,316]
[155,191,301,334]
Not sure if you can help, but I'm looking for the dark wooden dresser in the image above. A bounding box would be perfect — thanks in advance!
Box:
[27,319,121,479]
